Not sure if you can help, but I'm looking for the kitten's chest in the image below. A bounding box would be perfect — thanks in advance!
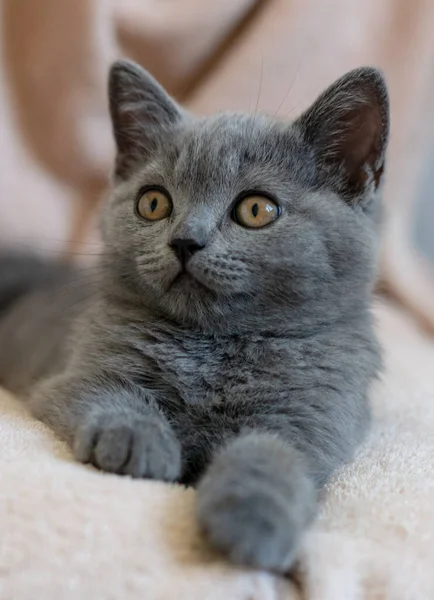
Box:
[142,333,286,406]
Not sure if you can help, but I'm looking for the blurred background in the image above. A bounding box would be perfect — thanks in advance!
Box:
[0,0,433,328]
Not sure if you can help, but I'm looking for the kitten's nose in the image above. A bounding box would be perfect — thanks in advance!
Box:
[170,238,205,264]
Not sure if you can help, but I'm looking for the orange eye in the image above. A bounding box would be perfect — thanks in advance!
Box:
[234,195,280,228]
[137,188,172,221]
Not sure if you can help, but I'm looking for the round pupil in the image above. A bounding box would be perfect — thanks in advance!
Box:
[150,196,158,212]
[251,203,259,218]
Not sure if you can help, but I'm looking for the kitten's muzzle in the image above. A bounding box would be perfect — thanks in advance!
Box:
[169,238,205,266]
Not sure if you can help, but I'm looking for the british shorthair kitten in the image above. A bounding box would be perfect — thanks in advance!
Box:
[0,60,388,572]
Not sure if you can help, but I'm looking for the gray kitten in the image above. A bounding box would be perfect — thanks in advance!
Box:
[0,60,388,572]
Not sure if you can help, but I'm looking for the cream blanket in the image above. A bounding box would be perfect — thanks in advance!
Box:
[1,301,433,599]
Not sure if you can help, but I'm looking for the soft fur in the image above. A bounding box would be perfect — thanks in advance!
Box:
[0,60,389,572]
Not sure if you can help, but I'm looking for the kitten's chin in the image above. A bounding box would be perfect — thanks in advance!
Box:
[139,266,251,331]
[154,273,232,330]
[177,264,236,297]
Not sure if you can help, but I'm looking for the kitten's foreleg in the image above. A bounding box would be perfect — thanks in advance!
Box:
[29,372,181,481]
[196,432,316,572]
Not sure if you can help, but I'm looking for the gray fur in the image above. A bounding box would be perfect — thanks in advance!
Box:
[0,60,389,572]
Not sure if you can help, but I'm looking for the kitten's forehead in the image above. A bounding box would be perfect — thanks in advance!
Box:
[166,114,312,195]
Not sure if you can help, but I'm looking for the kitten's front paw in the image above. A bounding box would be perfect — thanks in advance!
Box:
[197,485,298,572]
[196,434,316,572]
[74,412,181,481]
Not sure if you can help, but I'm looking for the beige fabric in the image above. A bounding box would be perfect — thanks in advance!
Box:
[1,301,434,599]
[116,0,259,96]
[0,0,117,251]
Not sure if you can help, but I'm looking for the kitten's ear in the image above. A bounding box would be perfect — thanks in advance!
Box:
[109,59,184,179]
[295,67,389,202]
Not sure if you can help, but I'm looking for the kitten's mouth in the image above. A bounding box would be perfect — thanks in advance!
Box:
[169,268,210,293]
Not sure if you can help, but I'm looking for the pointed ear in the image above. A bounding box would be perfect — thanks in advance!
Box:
[295,67,389,202]
[108,60,185,179]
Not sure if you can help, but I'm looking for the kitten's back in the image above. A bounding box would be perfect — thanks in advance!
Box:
[0,252,65,313]
[0,253,89,394]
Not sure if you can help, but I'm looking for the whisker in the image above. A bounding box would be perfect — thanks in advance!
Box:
[17,236,105,247]
[254,52,264,115]
[13,243,111,258]
[282,100,304,120]
[273,45,306,119]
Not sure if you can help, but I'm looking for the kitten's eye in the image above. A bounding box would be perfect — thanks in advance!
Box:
[233,195,280,228]
[137,188,172,221]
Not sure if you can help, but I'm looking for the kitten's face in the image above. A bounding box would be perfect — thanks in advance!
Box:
[104,62,389,333]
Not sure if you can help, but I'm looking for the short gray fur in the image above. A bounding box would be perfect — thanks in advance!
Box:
[0,60,389,572]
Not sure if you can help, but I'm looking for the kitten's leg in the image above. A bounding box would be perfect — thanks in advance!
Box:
[192,392,364,572]
[29,372,181,481]
[196,432,316,572]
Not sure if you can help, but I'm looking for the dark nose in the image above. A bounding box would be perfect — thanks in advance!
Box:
[169,238,205,264]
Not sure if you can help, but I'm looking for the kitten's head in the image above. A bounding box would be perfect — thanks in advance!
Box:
[103,60,389,333]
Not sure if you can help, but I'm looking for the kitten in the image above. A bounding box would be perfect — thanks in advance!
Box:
[0,60,388,572]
